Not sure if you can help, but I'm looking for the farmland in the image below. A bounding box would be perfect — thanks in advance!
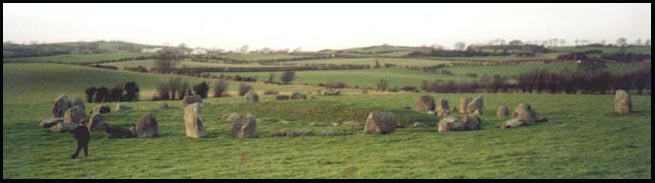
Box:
[2,43,652,179]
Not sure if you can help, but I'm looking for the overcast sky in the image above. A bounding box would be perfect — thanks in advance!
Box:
[3,3,651,51]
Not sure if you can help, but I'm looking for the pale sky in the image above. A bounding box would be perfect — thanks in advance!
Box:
[3,3,651,51]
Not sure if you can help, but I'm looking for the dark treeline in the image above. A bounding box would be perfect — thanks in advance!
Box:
[153,77,210,101]
[85,81,140,103]
[407,49,511,57]
[419,67,651,95]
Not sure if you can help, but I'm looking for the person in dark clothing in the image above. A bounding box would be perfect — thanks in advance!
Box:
[71,119,90,159]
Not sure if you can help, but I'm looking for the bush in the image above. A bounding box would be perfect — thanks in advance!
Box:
[95,87,109,103]
[123,81,139,101]
[156,83,170,100]
[108,86,124,102]
[213,79,229,97]
[238,83,253,96]
[85,87,96,103]
[193,82,210,98]
[377,79,388,91]
[280,71,296,84]
[401,85,417,92]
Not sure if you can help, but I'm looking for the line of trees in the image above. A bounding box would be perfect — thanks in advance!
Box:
[153,77,211,100]
[85,81,140,103]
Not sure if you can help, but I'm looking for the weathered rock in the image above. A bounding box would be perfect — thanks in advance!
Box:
[513,103,537,124]
[459,97,472,114]
[135,113,159,138]
[437,116,463,132]
[331,122,340,127]
[436,99,450,118]
[290,92,308,100]
[221,112,242,122]
[88,113,106,132]
[39,118,63,128]
[103,123,136,138]
[498,118,526,129]
[115,103,132,111]
[182,95,202,108]
[184,103,205,138]
[462,114,481,131]
[244,89,259,103]
[466,95,484,115]
[496,105,509,117]
[614,89,632,115]
[91,105,111,115]
[363,111,397,134]
[53,94,70,118]
[232,114,256,138]
[70,98,85,112]
[276,95,290,100]
[53,106,86,132]
[416,95,436,112]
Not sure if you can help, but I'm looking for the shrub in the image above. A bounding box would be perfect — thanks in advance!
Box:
[377,79,388,91]
[193,82,210,98]
[123,81,139,101]
[108,86,124,102]
[85,87,96,103]
[95,87,109,103]
[213,79,229,97]
[280,71,296,84]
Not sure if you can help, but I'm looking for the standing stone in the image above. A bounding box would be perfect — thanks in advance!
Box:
[244,89,259,103]
[496,105,509,117]
[184,103,205,138]
[436,99,450,118]
[232,114,256,138]
[614,89,632,115]
[52,106,86,132]
[437,115,463,132]
[290,92,308,100]
[498,118,526,129]
[182,95,202,108]
[513,103,537,124]
[462,114,481,131]
[103,123,136,138]
[276,95,290,100]
[115,103,133,111]
[466,95,484,115]
[88,113,106,132]
[135,113,159,138]
[71,98,85,112]
[91,104,111,115]
[459,97,472,114]
[39,118,63,128]
[53,94,70,118]
[416,95,436,112]
[363,111,397,135]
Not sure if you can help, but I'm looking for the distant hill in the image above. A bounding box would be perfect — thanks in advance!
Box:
[2,41,163,58]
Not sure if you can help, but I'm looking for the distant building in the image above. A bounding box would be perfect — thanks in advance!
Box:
[142,48,162,53]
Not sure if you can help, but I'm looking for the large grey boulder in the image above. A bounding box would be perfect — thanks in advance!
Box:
[458,97,472,114]
[103,123,136,138]
[416,95,435,112]
[184,103,205,138]
[135,113,159,138]
[437,114,481,132]
[88,113,106,132]
[436,98,450,118]
[53,94,70,118]
[363,111,397,135]
[52,106,85,132]
[232,114,256,138]
[614,89,632,115]
[222,112,242,122]
[496,105,509,117]
[290,92,308,100]
[182,95,202,108]
[244,89,259,103]
[466,95,483,115]
[39,118,63,128]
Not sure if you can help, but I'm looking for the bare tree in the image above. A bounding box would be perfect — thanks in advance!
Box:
[454,42,466,51]
[240,45,249,53]
[616,37,627,47]
[508,40,523,46]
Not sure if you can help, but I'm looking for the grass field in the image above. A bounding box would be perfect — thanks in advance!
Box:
[552,46,652,54]
[2,47,652,178]
[102,59,278,70]
[220,53,313,62]
[276,58,455,67]
[3,52,154,64]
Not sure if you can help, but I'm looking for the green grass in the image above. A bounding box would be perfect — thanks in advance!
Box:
[3,52,154,64]
[102,59,277,70]
[2,60,651,178]
[421,53,560,62]
[276,58,453,67]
